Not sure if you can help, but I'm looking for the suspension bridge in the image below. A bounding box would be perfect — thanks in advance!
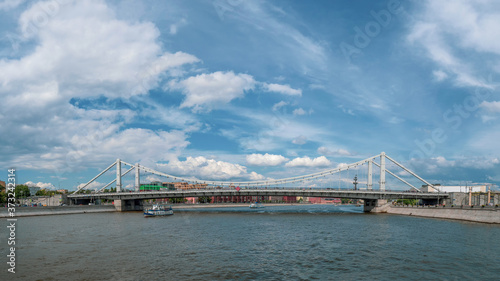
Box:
[67,152,448,212]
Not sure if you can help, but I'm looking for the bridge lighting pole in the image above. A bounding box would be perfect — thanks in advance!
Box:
[135,163,140,192]
[116,158,122,192]
[380,152,386,191]
[367,161,373,190]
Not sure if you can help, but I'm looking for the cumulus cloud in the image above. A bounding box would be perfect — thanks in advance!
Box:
[171,71,256,112]
[246,153,288,166]
[480,101,500,113]
[249,171,265,180]
[293,108,306,116]
[77,181,104,191]
[263,83,302,96]
[145,175,162,183]
[0,0,197,172]
[25,181,56,190]
[317,147,352,156]
[285,156,331,167]
[158,156,264,180]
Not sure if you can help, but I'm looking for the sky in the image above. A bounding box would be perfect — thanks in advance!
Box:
[1,0,500,191]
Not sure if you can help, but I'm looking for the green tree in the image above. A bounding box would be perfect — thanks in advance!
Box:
[198,196,212,203]
[36,189,47,196]
[169,198,186,204]
[0,185,6,204]
[396,199,418,206]
[15,184,30,199]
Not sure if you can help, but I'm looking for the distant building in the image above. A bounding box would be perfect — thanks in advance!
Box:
[308,197,341,204]
[212,195,266,203]
[140,181,176,191]
[20,194,67,206]
[0,180,5,189]
[173,182,208,190]
[421,184,488,193]
[283,196,297,203]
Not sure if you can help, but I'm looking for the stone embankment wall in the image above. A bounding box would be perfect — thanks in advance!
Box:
[0,205,116,218]
[388,206,500,224]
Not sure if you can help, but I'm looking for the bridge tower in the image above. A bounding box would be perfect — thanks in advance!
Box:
[116,158,122,192]
[135,163,140,192]
[367,161,373,190]
[380,152,386,191]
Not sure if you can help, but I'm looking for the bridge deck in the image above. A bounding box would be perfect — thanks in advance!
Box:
[68,189,448,201]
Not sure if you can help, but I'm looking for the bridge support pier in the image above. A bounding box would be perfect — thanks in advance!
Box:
[114,199,143,211]
[364,199,390,213]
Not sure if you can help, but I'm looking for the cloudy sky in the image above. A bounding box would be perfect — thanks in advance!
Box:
[1,0,499,191]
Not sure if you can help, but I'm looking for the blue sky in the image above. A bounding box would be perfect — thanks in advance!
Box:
[1,0,500,191]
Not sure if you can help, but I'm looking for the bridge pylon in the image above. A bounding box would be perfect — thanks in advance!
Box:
[367,160,373,190]
[380,152,386,191]
[116,158,122,192]
[135,163,140,192]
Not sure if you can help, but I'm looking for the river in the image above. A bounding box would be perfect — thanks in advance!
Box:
[1,205,499,280]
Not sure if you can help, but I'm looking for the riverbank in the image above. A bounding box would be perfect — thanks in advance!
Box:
[387,206,500,224]
[0,205,116,218]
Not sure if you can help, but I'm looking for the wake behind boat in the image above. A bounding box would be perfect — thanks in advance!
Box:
[144,204,174,217]
[249,202,264,209]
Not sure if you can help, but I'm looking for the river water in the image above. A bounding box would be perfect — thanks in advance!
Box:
[1,205,499,280]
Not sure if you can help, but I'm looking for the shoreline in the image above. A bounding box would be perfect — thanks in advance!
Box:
[0,205,116,218]
[2,204,498,224]
[387,206,500,224]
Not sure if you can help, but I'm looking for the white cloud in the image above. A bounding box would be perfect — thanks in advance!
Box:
[159,156,264,180]
[25,181,56,190]
[263,83,302,96]
[285,156,331,167]
[249,171,265,180]
[292,135,307,145]
[408,156,500,175]
[77,181,103,191]
[169,18,186,35]
[480,101,500,113]
[1,1,199,99]
[317,147,352,156]
[246,153,288,166]
[293,108,306,116]
[172,71,256,112]
[145,175,162,183]
[225,2,328,75]
[433,70,448,81]
[0,0,197,172]
[0,0,24,11]
[337,105,354,116]
[408,1,499,89]
[272,101,288,111]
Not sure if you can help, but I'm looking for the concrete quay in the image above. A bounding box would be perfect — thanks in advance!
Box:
[387,206,500,224]
[0,205,116,218]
